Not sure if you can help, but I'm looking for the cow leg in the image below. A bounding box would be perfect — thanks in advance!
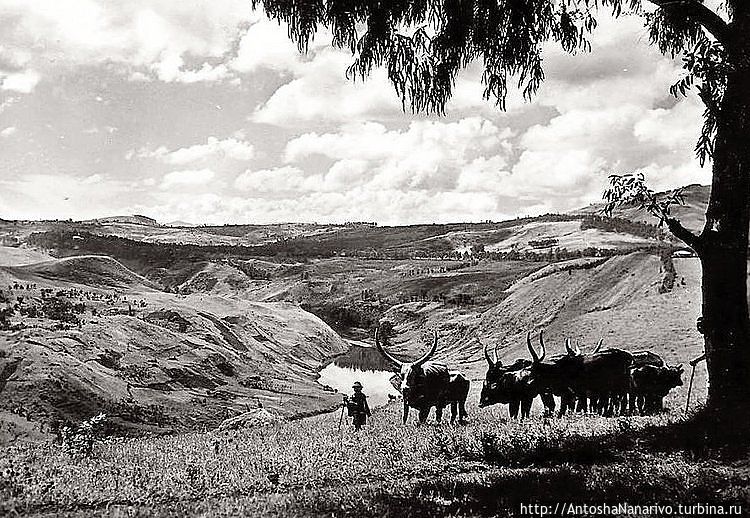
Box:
[576,395,587,413]
[459,399,467,424]
[559,392,574,417]
[450,401,458,424]
[619,393,628,416]
[509,400,520,419]
[403,403,410,424]
[521,398,532,419]
[418,407,430,424]
[435,405,443,424]
[540,393,555,417]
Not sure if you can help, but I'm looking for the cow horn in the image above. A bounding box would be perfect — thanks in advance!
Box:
[413,330,438,367]
[565,337,576,356]
[593,337,604,354]
[527,331,539,363]
[375,325,402,368]
[538,330,546,361]
[480,338,494,367]
[493,343,502,366]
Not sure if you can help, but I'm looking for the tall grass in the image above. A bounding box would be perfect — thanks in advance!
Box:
[0,403,741,516]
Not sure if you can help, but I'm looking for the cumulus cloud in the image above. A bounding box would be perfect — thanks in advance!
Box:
[282,118,513,195]
[161,169,216,188]
[0,0,252,84]
[0,126,17,137]
[234,166,305,192]
[141,137,255,165]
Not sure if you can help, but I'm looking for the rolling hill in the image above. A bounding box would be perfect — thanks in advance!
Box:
[0,252,348,441]
[0,183,717,442]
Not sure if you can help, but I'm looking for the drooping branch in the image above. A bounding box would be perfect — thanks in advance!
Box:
[648,0,731,46]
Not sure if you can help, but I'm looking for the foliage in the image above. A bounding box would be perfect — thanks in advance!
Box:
[580,214,666,240]
[253,0,732,165]
[0,305,13,330]
[59,413,108,458]
[602,173,687,227]
[42,296,83,324]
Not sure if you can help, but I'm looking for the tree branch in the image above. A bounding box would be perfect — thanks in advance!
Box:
[648,0,731,46]
[666,217,702,250]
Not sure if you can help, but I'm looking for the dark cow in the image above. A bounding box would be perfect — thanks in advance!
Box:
[524,332,578,416]
[630,364,684,415]
[630,350,665,368]
[527,332,634,417]
[479,339,553,418]
[376,324,469,424]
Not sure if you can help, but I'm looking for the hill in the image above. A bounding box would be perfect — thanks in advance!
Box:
[6,255,160,290]
[574,183,709,233]
[83,215,160,227]
[0,254,348,440]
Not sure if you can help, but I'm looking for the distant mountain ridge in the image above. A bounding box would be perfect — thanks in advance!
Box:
[573,184,710,233]
[83,215,160,227]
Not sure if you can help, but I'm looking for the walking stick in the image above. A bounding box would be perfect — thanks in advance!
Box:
[685,353,706,413]
[685,363,697,413]
[337,400,345,431]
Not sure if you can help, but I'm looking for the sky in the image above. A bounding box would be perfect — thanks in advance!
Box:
[0,1,711,225]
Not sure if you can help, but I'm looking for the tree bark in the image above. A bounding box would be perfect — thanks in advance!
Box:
[697,18,750,428]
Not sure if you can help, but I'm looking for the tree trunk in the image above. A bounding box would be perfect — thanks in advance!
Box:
[698,22,750,428]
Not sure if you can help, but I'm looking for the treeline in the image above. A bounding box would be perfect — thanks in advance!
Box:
[580,215,667,240]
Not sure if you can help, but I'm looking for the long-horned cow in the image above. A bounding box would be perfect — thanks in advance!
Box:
[375,323,469,424]
[479,338,553,418]
[525,331,578,416]
[527,331,634,417]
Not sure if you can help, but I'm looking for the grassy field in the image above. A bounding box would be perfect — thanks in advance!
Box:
[2,400,748,517]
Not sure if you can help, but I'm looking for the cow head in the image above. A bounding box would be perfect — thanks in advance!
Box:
[663,364,684,388]
[479,337,532,407]
[375,322,437,404]
[480,337,502,407]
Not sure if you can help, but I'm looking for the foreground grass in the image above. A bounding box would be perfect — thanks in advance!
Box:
[2,403,749,517]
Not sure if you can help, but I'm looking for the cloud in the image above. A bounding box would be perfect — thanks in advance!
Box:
[0,126,17,137]
[0,0,252,83]
[140,137,255,164]
[161,169,216,188]
[0,173,132,220]
[1,69,40,93]
[284,118,512,192]
[234,166,305,192]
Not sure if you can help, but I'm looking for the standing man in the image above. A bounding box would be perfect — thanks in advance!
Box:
[345,381,371,431]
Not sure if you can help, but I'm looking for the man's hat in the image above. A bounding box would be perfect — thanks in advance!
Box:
[352,381,363,389]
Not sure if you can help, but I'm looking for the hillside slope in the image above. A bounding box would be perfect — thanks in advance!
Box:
[575,183,709,232]
[0,254,347,441]
[378,252,710,410]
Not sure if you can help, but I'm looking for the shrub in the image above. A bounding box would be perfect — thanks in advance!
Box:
[60,413,108,458]
[42,297,80,324]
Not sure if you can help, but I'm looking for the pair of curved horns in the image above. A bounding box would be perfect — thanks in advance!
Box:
[479,337,501,367]
[565,338,580,356]
[527,330,546,362]
[375,324,437,368]
[566,337,604,356]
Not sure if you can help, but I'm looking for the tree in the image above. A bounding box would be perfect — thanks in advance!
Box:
[253,0,749,428]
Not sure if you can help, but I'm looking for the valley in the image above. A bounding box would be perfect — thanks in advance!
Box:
[0,196,712,443]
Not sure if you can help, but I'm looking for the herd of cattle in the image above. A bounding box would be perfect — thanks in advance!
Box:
[374,323,684,424]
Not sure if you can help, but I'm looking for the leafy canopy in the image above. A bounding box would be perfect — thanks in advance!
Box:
[253,0,733,164]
